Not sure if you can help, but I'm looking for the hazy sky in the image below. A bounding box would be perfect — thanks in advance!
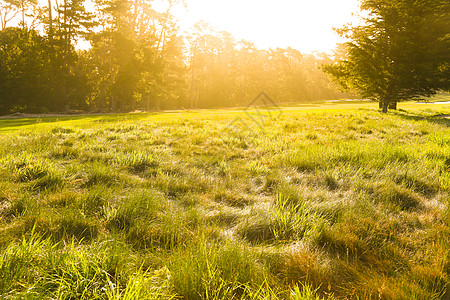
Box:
[167,0,361,53]
[33,0,361,52]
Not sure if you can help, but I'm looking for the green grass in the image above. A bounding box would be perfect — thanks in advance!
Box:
[0,101,449,299]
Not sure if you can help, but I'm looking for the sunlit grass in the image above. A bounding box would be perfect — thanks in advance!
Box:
[0,102,448,299]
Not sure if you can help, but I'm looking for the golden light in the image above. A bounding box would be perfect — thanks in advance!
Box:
[164,0,360,53]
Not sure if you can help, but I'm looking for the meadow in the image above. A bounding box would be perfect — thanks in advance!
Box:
[0,101,449,299]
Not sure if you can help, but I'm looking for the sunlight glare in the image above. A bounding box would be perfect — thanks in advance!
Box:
[164,0,360,53]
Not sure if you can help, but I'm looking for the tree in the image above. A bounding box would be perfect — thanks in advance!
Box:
[82,0,186,112]
[0,27,54,113]
[324,0,450,113]
[0,0,19,30]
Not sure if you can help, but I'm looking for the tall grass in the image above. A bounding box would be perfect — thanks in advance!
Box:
[0,105,448,299]
[169,236,267,299]
[271,193,319,242]
[115,150,160,172]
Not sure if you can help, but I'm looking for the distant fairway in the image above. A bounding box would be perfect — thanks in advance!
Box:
[1,98,449,132]
[0,101,449,299]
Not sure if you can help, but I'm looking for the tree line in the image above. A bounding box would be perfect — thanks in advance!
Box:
[3,0,447,114]
[0,0,351,114]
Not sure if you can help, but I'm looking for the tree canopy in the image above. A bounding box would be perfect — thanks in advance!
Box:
[0,0,354,115]
[324,0,450,112]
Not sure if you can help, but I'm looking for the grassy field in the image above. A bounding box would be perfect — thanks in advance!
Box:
[0,101,449,299]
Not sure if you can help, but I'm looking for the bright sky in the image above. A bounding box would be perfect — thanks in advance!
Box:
[167,0,361,53]
[32,0,361,52]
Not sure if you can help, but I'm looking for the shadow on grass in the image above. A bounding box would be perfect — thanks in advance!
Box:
[356,107,450,127]
[0,113,156,131]
[390,110,450,127]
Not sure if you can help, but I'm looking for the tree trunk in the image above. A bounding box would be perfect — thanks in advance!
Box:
[382,101,389,113]
[21,0,25,29]
[111,96,116,112]
[48,0,52,41]
[190,52,195,109]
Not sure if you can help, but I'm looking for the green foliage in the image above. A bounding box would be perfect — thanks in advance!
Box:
[0,28,54,113]
[0,0,352,115]
[324,0,450,112]
[187,29,345,108]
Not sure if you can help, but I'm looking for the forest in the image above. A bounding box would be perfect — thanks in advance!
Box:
[0,0,351,114]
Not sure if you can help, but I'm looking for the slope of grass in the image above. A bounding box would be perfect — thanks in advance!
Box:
[0,103,449,299]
